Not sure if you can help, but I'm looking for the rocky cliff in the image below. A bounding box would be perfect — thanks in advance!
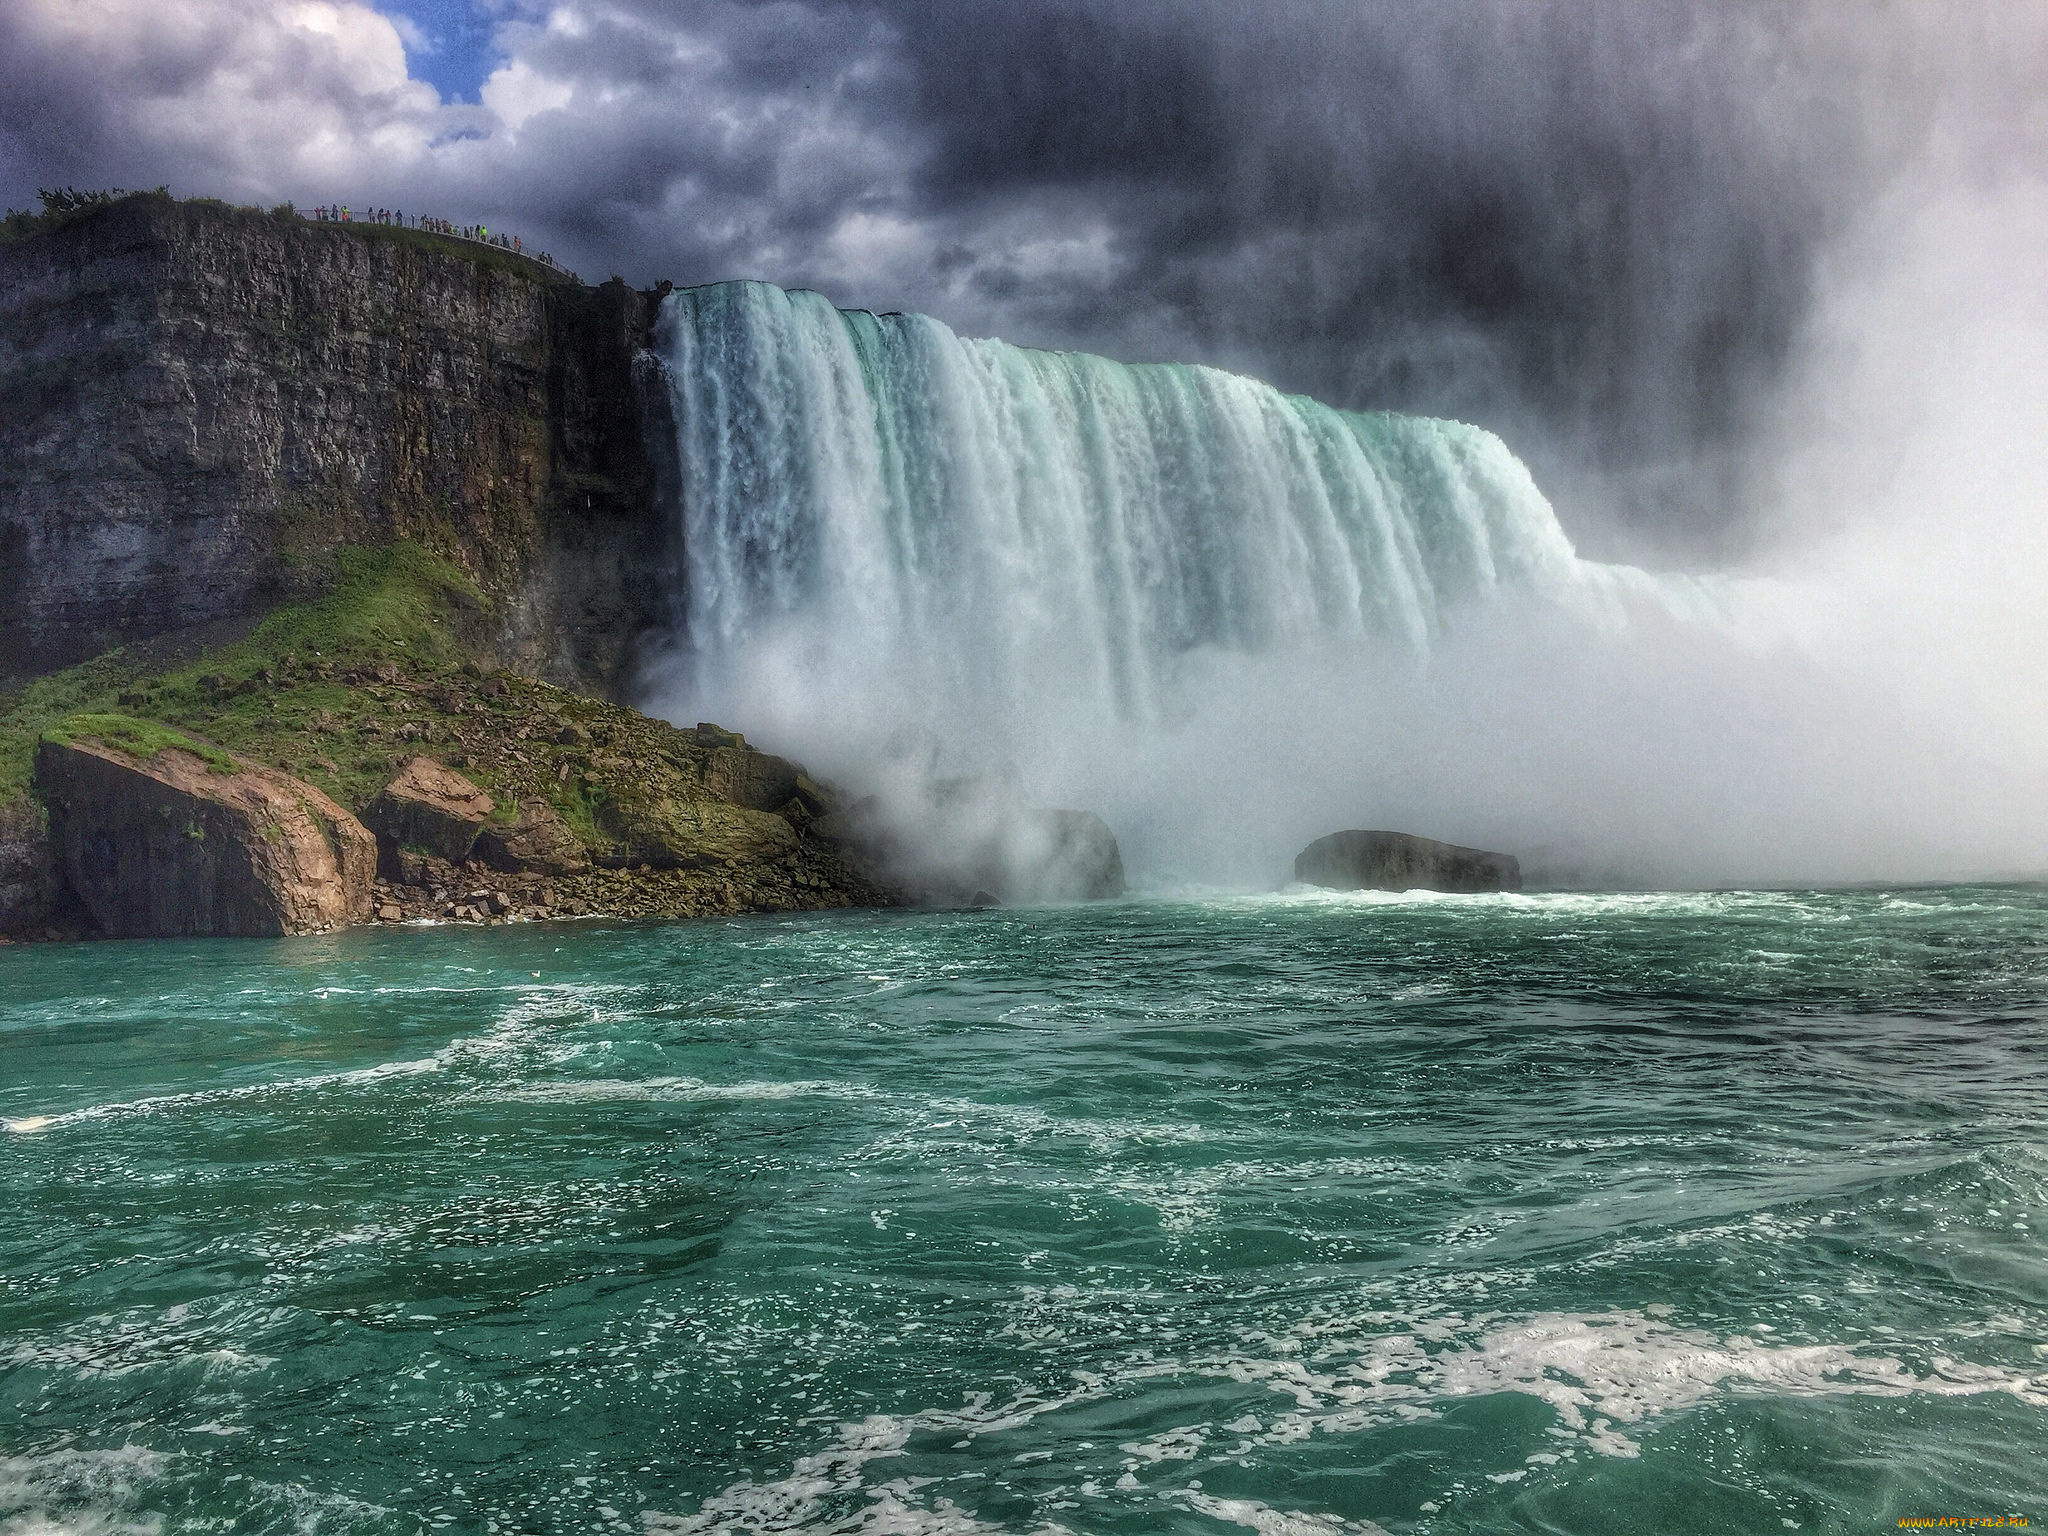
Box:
[36,726,377,938]
[0,196,1127,941]
[0,193,675,694]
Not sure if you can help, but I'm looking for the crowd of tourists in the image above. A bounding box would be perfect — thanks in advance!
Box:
[301,204,567,274]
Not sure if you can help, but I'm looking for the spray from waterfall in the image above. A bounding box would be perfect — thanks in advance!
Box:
[638,198,2048,892]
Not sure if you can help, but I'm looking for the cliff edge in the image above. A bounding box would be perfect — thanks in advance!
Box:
[0,192,675,695]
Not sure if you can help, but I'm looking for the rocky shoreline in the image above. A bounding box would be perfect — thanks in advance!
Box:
[0,545,907,943]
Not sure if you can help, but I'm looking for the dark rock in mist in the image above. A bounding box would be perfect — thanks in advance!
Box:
[816,780,1126,905]
[1295,830,1520,893]
[34,733,376,937]
[1014,810,1126,902]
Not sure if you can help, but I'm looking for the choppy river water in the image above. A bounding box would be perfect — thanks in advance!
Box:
[3,888,2045,1534]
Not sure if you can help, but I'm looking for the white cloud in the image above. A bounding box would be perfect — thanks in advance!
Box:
[1,0,450,201]
[479,55,573,132]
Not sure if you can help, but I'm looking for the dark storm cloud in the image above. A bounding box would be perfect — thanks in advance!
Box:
[515,0,2031,556]
[810,0,1942,555]
[2,0,2038,554]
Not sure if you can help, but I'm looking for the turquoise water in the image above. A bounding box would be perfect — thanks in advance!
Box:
[3,888,2045,1534]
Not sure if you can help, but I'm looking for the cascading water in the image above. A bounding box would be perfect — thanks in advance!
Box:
[646,279,1718,883]
[653,282,1679,721]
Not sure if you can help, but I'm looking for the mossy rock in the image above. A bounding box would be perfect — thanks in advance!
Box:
[591,780,796,870]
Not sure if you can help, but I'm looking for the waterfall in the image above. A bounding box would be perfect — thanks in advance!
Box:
[644,280,1727,884]
[651,281,1677,730]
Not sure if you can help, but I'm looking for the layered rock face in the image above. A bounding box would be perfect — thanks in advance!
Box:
[1295,830,1521,893]
[0,795,59,935]
[0,196,673,692]
[34,735,376,936]
[475,799,589,877]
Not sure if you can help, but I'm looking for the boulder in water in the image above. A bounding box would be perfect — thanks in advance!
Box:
[363,757,495,863]
[34,726,376,936]
[1295,830,1520,893]
[1004,809,1125,902]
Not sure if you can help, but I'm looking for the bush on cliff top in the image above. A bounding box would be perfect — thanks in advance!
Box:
[0,187,171,246]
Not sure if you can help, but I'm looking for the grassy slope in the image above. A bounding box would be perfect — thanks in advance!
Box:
[0,543,722,851]
[2,544,472,802]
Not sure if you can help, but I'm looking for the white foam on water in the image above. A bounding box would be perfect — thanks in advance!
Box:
[1255,886,1851,922]
[1190,1307,2048,1459]
[1094,1152,1427,1237]
[646,1306,2048,1532]
[6,1302,276,1382]
[492,1076,1230,1154]
[239,1477,396,1536]
[643,1396,1083,1535]
[0,1055,446,1135]
[486,1076,879,1107]
[3,982,607,1133]
[0,1446,165,1536]
[1178,1491,1388,1536]
[882,1094,1224,1158]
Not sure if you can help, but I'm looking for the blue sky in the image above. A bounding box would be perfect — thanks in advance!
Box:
[373,0,498,102]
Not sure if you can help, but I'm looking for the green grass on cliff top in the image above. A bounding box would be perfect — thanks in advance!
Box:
[0,542,479,804]
[43,716,239,774]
